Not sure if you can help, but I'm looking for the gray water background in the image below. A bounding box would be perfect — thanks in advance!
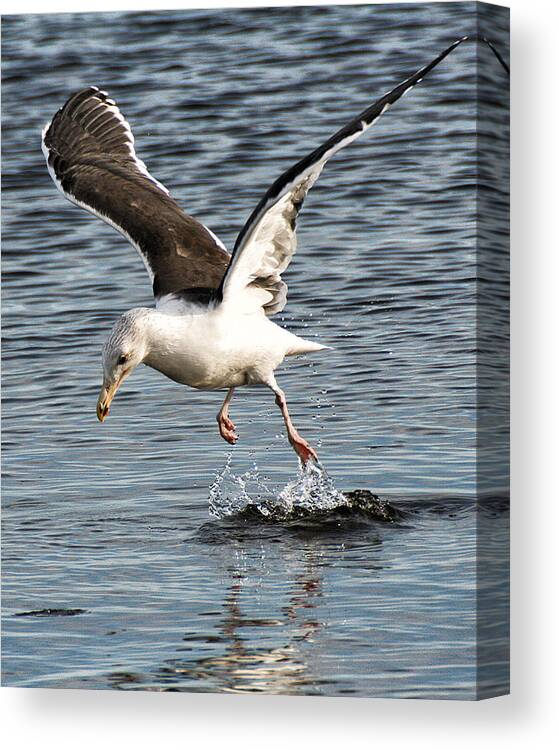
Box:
[1,3,509,698]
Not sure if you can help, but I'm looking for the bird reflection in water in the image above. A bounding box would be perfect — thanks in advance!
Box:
[196,560,324,694]
[107,539,369,694]
[169,550,324,695]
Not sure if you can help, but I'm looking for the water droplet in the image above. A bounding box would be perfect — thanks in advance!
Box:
[208,456,348,521]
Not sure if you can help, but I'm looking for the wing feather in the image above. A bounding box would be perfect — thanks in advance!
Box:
[218,36,470,315]
[42,87,230,299]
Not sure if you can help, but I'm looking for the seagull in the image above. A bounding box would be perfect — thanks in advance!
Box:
[41,36,496,464]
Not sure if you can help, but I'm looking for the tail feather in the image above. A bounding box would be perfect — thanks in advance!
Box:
[286,337,331,356]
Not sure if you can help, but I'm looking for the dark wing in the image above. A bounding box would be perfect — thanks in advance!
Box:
[217,36,470,315]
[42,87,230,300]
[482,36,510,75]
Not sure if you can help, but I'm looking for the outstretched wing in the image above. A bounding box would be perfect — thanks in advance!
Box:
[217,36,468,315]
[42,87,230,300]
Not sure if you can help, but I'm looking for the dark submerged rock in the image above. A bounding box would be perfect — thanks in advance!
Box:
[342,489,404,523]
[212,489,403,527]
[13,608,87,618]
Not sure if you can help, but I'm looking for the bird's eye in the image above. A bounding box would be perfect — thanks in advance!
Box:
[117,354,128,366]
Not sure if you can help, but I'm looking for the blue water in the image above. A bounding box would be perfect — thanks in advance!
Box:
[1,3,509,698]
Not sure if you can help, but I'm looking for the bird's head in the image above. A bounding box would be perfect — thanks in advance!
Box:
[97,311,149,422]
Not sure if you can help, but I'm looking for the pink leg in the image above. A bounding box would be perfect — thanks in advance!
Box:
[273,387,318,464]
[217,388,238,445]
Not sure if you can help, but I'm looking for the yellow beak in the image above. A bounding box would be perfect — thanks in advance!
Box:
[96,381,120,422]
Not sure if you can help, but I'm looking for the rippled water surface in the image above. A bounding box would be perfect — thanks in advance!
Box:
[2,3,509,698]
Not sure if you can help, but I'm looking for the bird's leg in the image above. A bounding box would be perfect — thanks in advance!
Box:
[270,381,318,464]
[217,388,238,445]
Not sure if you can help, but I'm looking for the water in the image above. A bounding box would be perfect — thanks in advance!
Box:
[1,3,509,698]
[208,457,353,520]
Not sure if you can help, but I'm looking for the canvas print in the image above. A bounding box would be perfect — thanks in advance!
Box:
[1,2,509,699]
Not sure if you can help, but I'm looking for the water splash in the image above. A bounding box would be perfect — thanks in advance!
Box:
[208,454,349,521]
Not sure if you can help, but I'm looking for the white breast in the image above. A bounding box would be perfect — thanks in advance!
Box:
[142,306,293,390]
